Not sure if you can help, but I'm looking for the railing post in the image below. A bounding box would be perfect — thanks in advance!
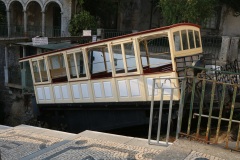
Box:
[176,78,186,139]
[148,79,156,144]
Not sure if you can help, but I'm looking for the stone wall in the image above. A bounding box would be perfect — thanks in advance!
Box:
[118,0,161,31]
[0,45,33,126]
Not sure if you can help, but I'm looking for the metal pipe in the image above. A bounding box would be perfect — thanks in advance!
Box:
[226,85,237,148]
[148,79,156,144]
[206,81,216,141]
[193,113,240,124]
[157,88,164,143]
[196,79,206,138]
[166,88,174,145]
[187,77,196,135]
[176,79,186,139]
[215,83,226,143]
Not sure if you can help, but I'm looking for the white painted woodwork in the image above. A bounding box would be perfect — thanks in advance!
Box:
[118,80,128,97]
[103,81,113,98]
[37,88,44,100]
[147,78,158,96]
[93,82,102,98]
[61,85,69,99]
[81,83,90,98]
[129,79,140,97]
[43,87,51,100]
[72,84,81,99]
[54,86,61,100]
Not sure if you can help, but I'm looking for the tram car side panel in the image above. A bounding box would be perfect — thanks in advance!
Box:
[20,23,203,106]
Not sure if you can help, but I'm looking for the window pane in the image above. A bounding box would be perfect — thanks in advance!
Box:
[67,54,77,78]
[139,41,148,68]
[173,31,181,51]
[139,36,172,73]
[188,30,195,49]
[124,42,137,73]
[32,61,40,82]
[181,30,188,50]
[49,54,66,80]
[75,52,86,78]
[112,44,125,74]
[195,31,201,48]
[39,59,48,82]
[89,50,105,74]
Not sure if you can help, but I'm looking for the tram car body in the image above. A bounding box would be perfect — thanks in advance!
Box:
[19,23,202,132]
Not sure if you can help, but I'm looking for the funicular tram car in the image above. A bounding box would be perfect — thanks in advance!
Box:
[19,23,203,132]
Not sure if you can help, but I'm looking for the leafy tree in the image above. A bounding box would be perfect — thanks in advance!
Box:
[69,0,97,36]
[69,10,97,36]
[158,0,217,25]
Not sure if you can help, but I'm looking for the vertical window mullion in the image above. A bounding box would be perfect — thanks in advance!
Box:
[73,53,78,78]
[121,43,128,74]
[193,30,196,48]
[37,60,42,82]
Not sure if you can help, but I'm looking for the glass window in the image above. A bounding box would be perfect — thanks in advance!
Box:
[188,30,195,49]
[124,42,137,73]
[181,30,188,50]
[67,54,77,78]
[32,61,40,83]
[87,46,112,78]
[195,31,201,48]
[112,44,125,74]
[39,59,48,82]
[31,59,48,83]
[49,54,67,81]
[173,31,181,51]
[76,52,86,78]
[139,36,172,73]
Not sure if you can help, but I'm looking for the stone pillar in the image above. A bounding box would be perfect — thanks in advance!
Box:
[23,10,27,36]
[7,10,10,37]
[41,11,45,36]
[4,46,8,85]
[228,37,239,62]
[21,47,26,88]
[218,36,230,65]
[61,12,63,36]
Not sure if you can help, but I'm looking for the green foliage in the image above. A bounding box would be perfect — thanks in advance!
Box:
[83,0,118,28]
[158,0,217,25]
[69,10,97,36]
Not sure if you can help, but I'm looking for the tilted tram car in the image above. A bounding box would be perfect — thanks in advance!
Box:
[19,23,202,132]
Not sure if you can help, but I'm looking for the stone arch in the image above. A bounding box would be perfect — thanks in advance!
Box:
[25,0,42,36]
[7,0,24,11]
[44,1,62,36]
[0,0,7,10]
[43,0,62,12]
[0,0,7,36]
[24,0,43,11]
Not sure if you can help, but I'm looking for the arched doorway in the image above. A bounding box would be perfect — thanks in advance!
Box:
[26,1,42,37]
[45,2,61,37]
[9,1,24,36]
[0,1,7,37]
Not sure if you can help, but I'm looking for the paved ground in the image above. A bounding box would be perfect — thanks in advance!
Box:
[0,125,239,160]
